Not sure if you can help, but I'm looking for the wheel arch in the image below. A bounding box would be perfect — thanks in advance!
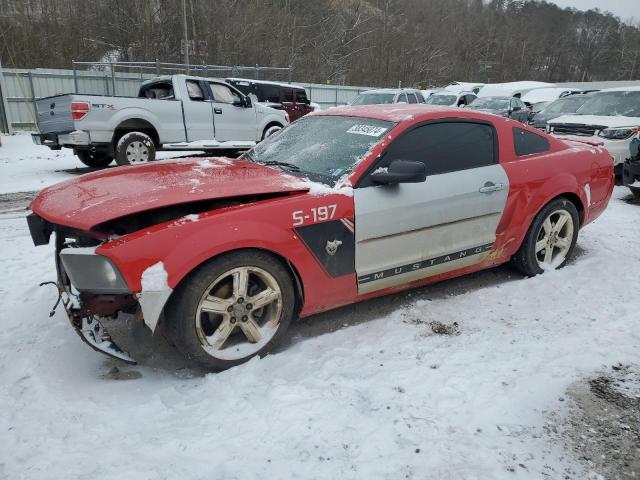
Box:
[160,246,305,327]
[112,118,160,146]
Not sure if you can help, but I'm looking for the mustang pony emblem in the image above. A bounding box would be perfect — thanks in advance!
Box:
[325,239,343,256]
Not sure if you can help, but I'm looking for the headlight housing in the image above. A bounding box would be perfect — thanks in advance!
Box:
[597,126,640,140]
[60,247,130,293]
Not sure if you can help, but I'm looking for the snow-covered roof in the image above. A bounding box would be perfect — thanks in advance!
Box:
[360,88,422,95]
[521,87,582,104]
[225,77,306,90]
[599,86,640,93]
[444,82,484,93]
[478,81,556,98]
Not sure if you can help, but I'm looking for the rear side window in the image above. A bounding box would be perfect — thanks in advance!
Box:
[416,93,426,103]
[513,127,550,156]
[379,121,496,177]
[282,89,294,102]
[263,85,280,103]
[295,89,308,103]
[397,93,408,103]
[407,93,418,104]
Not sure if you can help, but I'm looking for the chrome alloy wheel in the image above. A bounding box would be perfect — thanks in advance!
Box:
[535,209,574,269]
[125,140,150,164]
[195,266,283,360]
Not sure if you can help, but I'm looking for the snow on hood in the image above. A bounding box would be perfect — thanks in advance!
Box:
[549,114,640,128]
[29,157,312,231]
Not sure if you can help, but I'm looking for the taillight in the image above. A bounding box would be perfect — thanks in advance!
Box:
[71,101,90,121]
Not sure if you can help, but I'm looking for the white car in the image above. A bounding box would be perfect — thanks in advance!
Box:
[548,87,640,179]
[521,87,583,113]
[425,90,477,107]
[351,88,426,105]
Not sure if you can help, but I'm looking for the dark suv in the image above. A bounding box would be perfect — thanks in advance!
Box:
[226,78,313,122]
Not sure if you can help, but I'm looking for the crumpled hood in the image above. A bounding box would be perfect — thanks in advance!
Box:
[30,157,307,231]
[549,114,640,128]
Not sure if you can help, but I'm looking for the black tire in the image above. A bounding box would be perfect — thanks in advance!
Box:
[629,186,640,198]
[114,131,156,166]
[511,197,580,276]
[164,250,296,371]
[75,150,113,168]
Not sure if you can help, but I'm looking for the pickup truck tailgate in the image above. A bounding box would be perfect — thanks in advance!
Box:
[36,95,74,134]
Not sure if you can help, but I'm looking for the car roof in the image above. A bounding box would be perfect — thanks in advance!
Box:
[225,77,307,91]
[359,88,421,94]
[599,86,640,93]
[476,96,513,100]
[311,104,510,123]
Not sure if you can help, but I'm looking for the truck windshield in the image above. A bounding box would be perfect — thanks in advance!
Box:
[243,116,394,184]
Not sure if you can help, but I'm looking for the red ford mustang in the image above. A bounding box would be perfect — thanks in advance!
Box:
[27,105,614,370]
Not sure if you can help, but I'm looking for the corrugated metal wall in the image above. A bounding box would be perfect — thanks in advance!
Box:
[0,67,371,132]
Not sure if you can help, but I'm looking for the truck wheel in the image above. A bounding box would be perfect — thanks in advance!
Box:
[115,132,156,166]
[165,250,296,371]
[511,197,579,276]
[262,124,283,140]
[75,150,113,168]
[630,186,640,198]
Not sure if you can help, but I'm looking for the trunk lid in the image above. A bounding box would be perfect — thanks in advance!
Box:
[30,158,309,231]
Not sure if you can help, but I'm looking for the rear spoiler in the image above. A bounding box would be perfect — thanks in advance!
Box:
[559,136,604,147]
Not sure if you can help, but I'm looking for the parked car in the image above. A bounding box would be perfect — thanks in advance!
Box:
[425,90,477,107]
[548,87,640,180]
[466,96,529,123]
[528,94,593,130]
[225,78,313,122]
[27,105,614,370]
[31,74,289,168]
[622,135,640,197]
[420,88,443,101]
[350,88,426,105]
[520,87,583,113]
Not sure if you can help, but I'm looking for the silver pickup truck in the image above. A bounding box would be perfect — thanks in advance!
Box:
[32,74,289,167]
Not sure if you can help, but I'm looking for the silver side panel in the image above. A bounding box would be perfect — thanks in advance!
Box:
[354,164,509,294]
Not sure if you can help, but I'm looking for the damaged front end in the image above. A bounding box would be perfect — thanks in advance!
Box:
[29,214,139,363]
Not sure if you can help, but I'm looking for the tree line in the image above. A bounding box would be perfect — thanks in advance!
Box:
[1,0,638,88]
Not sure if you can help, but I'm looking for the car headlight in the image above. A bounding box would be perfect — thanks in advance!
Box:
[60,247,130,293]
[597,126,640,140]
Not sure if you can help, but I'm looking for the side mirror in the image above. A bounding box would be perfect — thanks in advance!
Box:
[244,95,252,108]
[370,160,426,185]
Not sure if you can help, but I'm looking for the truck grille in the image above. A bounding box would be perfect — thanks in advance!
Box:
[551,124,605,137]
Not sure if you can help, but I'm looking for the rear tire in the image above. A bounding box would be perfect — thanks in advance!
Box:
[164,250,296,371]
[75,150,113,168]
[511,197,579,276]
[629,186,640,198]
[115,131,156,166]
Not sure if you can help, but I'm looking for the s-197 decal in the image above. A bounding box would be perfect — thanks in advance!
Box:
[292,204,337,226]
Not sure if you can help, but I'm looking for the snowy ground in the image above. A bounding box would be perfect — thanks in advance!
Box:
[0,137,639,478]
[0,132,199,194]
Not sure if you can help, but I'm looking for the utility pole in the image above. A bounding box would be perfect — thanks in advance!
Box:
[182,0,190,72]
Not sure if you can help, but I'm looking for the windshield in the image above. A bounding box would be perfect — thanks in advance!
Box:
[426,95,456,106]
[468,98,510,110]
[542,96,588,114]
[351,93,396,105]
[244,116,394,184]
[576,91,640,117]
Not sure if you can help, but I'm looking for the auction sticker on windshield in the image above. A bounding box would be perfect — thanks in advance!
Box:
[347,124,388,137]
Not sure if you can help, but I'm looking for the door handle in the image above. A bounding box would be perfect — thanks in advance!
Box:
[214,107,222,114]
[479,182,506,193]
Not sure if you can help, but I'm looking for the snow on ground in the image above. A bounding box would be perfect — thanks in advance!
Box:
[0,133,200,194]
[0,170,639,478]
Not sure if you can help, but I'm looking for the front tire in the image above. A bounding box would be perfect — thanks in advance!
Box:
[262,124,283,140]
[511,198,579,276]
[115,131,156,166]
[75,150,113,168]
[165,250,296,371]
